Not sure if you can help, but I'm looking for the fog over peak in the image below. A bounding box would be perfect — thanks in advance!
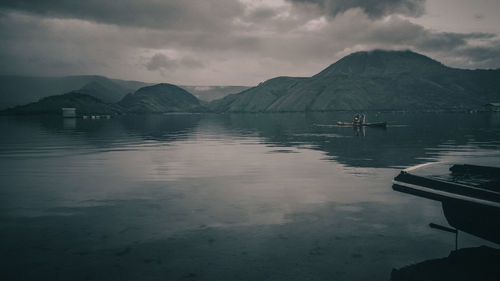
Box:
[0,0,499,85]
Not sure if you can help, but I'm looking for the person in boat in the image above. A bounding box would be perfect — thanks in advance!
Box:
[353,114,365,126]
[353,114,360,125]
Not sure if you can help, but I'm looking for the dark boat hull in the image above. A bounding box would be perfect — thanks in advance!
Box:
[443,201,500,244]
[337,121,387,127]
[392,163,500,244]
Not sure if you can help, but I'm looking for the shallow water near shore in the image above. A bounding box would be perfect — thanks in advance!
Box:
[1,112,499,281]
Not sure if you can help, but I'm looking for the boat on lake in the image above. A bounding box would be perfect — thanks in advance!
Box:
[392,163,500,244]
[337,121,387,127]
[338,113,387,127]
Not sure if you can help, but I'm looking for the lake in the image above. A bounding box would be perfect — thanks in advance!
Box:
[1,112,499,281]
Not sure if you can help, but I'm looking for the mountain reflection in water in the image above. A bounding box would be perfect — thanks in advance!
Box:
[0,112,499,281]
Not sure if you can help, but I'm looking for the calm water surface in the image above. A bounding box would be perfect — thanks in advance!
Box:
[1,112,499,281]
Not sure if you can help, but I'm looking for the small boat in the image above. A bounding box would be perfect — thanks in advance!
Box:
[337,121,387,127]
[392,163,500,244]
[338,113,387,128]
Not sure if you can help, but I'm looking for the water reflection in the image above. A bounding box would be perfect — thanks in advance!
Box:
[62,118,76,129]
[0,114,202,157]
[4,112,498,168]
[219,112,500,168]
[120,114,201,141]
[0,112,499,281]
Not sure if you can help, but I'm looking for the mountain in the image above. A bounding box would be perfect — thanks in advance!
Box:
[110,79,153,93]
[209,50,500,112]
[0,75,150,110]
[78,80,134,103]
[0,91,121,116]
[209,77,305,112]
[118,83,205,113]
[180,85,251,102]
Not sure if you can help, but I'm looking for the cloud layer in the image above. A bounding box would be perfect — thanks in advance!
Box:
[0,0,244,30]
[288,0,426,18]
[0,0,499,85]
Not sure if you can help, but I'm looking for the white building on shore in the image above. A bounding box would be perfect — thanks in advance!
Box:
[62,108,76,118]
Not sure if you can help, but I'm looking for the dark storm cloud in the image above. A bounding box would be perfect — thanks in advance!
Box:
[413,32,495,52]
[146,54,176,71]
[288,0,426,18]
[357,17,496,52]
[145,53,204,71]
[474,13,485,21]
[453,42,500,69]
[0,0,244,30]
[0,1,499,84]
[246,6,279,21]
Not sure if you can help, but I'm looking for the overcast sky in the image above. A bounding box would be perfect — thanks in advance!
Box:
[1,0,499,85]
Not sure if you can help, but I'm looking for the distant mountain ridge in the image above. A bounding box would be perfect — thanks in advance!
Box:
[1,83,206,116]
[0,92,121,116]
[209,50,500,112]
[180,85,251,102]
[3,50,500,115]
[0,75,152,110]
[0,74,249,110]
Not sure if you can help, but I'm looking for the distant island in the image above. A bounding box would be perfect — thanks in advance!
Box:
[1,50,500,115]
